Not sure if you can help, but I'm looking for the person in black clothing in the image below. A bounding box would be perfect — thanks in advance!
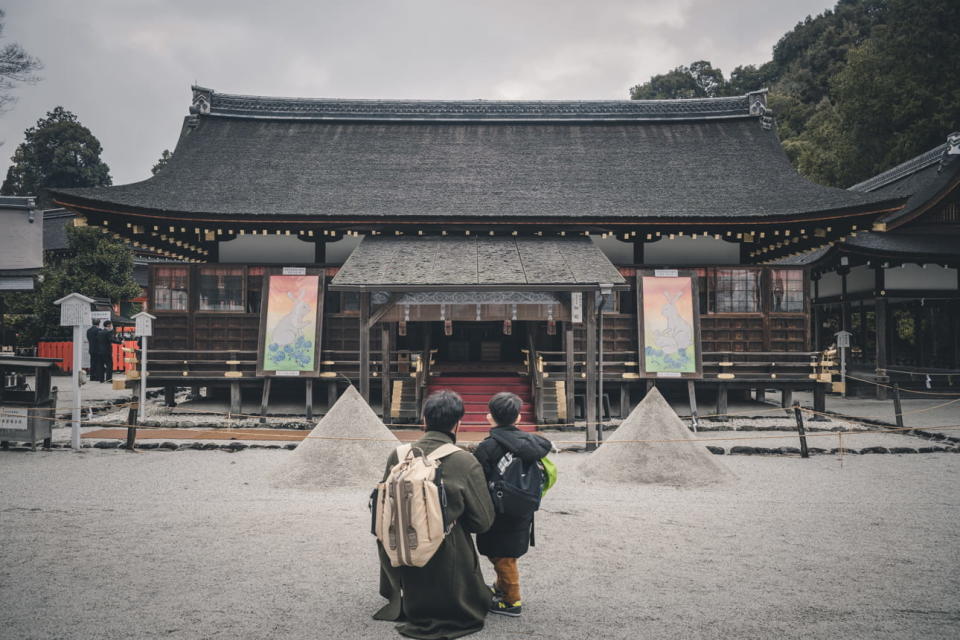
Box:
[95,321,121,382]
[86,321,103,382]
[472,392,552,618]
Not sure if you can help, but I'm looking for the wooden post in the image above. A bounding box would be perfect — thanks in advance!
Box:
[564,322,575,424]
[164,384,176,407]
[793,401,809,458]
[892,382,904,430]
[875,281,889,400]
[259,377,272,424]
[126,380,139,449]
[619,385,629,418]
[755,387,766,402]
[305,378,314,421]
[584,292,598,450]
[632,241,644,265]
[381,322,392,418]
[812,275,821,350]
[813,382,826,413]
[328,379,338,410]
[359,292,371,402]
[781,389,793,408]
[314,240,326,264]
[687,380,699,432]
[715,383,728,421]
[230,381,242,415]
[840,268,850,333]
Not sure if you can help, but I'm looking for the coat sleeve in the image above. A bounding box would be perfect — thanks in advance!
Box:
[457,453,495,535]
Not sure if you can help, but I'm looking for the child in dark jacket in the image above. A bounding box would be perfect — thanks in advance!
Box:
[473,391,552,617]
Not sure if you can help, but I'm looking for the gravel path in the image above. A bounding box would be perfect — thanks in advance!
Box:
[1,449,958,639]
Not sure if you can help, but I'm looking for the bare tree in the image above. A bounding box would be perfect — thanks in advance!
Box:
[0,9,42,112]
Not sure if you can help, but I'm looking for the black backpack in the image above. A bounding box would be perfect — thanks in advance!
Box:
[487,430,544,518]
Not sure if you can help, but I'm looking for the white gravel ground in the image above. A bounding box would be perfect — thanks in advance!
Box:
[1,449,958,640]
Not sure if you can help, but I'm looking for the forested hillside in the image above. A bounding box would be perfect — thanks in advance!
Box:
[629,0,960,187]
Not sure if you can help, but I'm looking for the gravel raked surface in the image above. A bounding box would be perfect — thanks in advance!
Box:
[2,448,959,639]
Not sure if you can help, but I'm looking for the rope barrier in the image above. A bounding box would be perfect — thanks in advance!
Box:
[845,374,960,397]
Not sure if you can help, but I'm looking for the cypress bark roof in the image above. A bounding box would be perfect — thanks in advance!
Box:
[330,236,626,290]
[49,88,902,225]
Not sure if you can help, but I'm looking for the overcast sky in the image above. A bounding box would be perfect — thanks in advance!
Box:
[1,0,836,186]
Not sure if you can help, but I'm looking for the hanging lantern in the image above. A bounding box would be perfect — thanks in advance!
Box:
[503,320,512,335]
[398,321,407,337]
[444,320,453,336]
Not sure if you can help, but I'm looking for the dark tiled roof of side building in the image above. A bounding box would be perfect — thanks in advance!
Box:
[50,88,901,222]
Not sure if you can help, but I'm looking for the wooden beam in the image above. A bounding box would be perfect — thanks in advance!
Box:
[366,297,397,330]
[359,292,371,402]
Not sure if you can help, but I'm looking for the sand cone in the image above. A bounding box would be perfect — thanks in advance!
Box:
[271,385,399,489]
[580,387,734,486]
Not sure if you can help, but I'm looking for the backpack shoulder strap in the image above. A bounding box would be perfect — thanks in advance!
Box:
[395,444,412,461]
[427,443,460,461]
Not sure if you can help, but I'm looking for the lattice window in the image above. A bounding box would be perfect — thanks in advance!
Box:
[247,267,266,313]
[711,269,760,313]
[198,266,244,311]
[770,269,804,312]
[153,266,189,311]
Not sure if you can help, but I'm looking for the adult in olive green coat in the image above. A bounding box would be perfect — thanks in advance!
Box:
[374,390,496,640]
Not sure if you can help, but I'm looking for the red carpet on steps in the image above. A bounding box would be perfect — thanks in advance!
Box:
[426,375,536,432]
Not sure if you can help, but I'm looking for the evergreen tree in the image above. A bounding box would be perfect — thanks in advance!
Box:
[151,149,172,175]
[1,107,111,204]
[22,225,141,342]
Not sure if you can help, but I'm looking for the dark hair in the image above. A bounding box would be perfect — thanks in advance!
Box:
[103,321,113,328]
[488,392,521,427]
[422,390,464,432]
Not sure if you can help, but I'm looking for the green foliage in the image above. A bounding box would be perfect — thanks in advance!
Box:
[630,61,731,99]
[151,149,172,175]
[1,106,111,204]
[19,225,141,342]
[628,0,959,187]
[0,9,42,112]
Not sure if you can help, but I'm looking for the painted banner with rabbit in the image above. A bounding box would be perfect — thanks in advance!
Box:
[261,274,320,373]
[641,275,700,376]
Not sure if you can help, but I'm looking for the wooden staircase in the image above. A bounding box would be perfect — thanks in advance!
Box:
[426,375,536,432]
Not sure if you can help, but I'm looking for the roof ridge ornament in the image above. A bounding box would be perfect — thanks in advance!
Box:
[747,89,774,130]
[190,85,212,115]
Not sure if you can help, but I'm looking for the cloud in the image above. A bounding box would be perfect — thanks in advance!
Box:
[0,0,836,186]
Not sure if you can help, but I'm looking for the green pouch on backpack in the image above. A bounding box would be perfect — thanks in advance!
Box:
[539,456,558,496]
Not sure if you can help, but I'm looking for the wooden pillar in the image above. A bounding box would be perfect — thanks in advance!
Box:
[359,291,371,402]
[164,384,176,407]
[314,240,326,264]
[812,275,821,351]
[858,300,866,358]
[584,292,598,449]
[715,383,728,420]
[875,264,888,401]
[327,379,338,409]
[305,379,314,421]
[229,381,241,414]
[633,241,644,265]
[259,377,272,423]
[564,322,575,423]
[839,267,850,333]
[381,322,392,418]
[781,388,793,408]
[620,384,630,418]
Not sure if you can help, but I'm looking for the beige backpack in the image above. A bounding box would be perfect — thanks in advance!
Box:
[373,443,460,568]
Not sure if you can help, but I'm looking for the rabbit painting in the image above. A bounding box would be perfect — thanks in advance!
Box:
[652,290,693,355]
[265,276,319,370]
[271,289,311,347]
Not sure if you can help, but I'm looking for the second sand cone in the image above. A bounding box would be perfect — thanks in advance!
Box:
[580,387,735,486]
[271,385,400,490]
